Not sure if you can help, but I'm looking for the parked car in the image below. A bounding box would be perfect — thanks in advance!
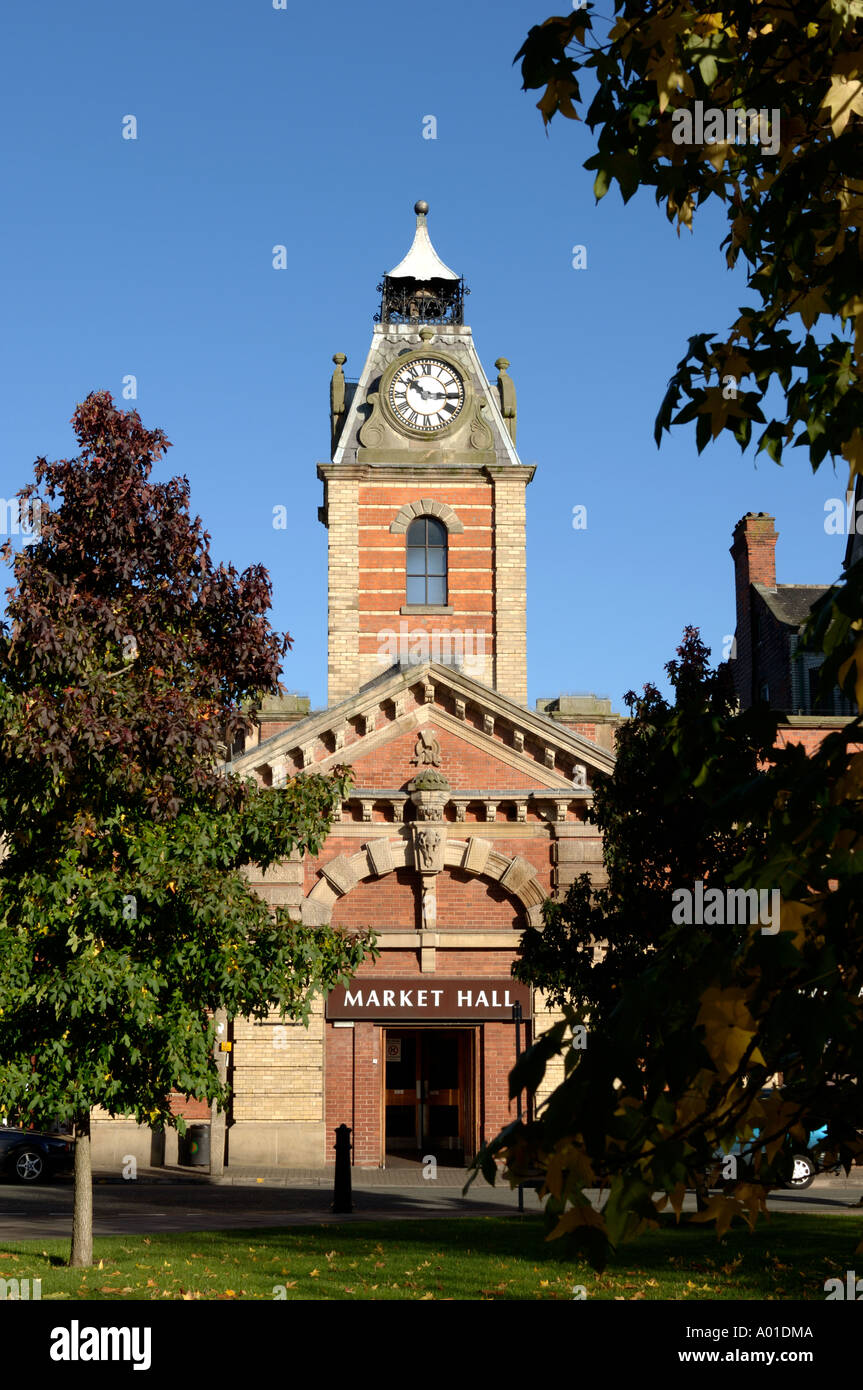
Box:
[0,1127,75,1183]
[712,1097,839,1191]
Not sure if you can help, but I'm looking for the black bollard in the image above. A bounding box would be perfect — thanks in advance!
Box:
[333,1123,353,1214]
[513,1001,524,1214]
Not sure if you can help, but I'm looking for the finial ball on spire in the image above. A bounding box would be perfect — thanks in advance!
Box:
[414,199,429,215]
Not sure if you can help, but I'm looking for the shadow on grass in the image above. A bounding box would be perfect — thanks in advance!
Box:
[1,1210,858,1301]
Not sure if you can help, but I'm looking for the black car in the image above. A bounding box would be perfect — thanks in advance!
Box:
[0,1127,75,1183]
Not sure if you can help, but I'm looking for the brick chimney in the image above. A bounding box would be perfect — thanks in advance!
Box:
[729,512,777,709]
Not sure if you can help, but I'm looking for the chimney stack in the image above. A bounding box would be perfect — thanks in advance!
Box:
[729,513,777,708]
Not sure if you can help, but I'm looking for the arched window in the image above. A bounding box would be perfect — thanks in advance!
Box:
[406,516,447,605]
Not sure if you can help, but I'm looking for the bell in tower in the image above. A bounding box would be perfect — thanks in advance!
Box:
[376,200,469,326]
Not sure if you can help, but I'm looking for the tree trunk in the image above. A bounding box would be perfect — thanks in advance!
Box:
[69,1111,93,1267]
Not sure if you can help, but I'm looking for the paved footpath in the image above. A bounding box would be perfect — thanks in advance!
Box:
[0,1166,860,1241]
[90,1161,863,1192]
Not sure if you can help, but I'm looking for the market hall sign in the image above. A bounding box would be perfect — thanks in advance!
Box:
[326,977,532,1022]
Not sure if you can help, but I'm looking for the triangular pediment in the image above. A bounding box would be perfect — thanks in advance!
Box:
[232,661,613,798]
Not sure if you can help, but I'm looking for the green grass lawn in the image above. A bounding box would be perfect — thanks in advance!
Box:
[1,1214,860,1300]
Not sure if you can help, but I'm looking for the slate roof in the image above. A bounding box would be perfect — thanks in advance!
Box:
[754,583,829,629]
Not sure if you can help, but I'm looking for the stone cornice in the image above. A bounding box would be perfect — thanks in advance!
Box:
[317,461,497,483]
[779,715,856,728]
[231,659,615,783]
[484,463,536,483]
[371,931,523,948]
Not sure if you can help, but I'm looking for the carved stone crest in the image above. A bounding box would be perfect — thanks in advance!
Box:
[411,729,441,766]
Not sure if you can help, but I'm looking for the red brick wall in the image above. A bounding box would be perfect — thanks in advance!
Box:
[325,1022,382,1166]
[323,942,528,1166]
[326,867,529,932]
[357,483,494,666]
[730,513,778,709]
[328,867,419,931]
[168,1092,210,1121]
[751,594,793,711]
[433,870,526,930]
[775,727,863,755]
[338,723,553,790]
[480,1022,524,1148]
[325,1020,354,1146]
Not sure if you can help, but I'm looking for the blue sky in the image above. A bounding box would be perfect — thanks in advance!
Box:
[0,0,850,716]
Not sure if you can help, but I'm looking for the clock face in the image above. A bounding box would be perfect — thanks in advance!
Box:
[388,357,465,432]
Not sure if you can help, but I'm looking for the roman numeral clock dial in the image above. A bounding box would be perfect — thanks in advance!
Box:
[387,357,465,433]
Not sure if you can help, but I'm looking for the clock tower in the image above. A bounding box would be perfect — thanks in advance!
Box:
[319,201,533,705]
[90,200,622,1177]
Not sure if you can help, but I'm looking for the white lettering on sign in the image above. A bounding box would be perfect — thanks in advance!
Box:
[327,979,530,1020]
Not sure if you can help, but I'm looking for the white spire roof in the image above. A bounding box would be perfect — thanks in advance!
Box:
[386,201,459,282]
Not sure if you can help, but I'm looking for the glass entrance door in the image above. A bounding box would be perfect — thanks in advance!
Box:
[384,1029,471,1164]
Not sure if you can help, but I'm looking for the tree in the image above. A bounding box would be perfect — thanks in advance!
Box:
[475,630,863,1267]
[0,392,372,1266]
[516,0,863,677]
[515,629,778,1017]
[467,0,863,1269]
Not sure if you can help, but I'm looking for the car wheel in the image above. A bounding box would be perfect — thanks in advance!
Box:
[13,1148,46,1183]
[787,1154,815,1190]
[812,1145,842,1176]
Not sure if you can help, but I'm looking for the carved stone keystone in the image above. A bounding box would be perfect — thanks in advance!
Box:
[463,836,492,875]
[321,854,358,896]
[365,839,394,877]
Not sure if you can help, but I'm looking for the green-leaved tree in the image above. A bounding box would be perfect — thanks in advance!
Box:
[468,0,863,1271]
[0,392,372,1266]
